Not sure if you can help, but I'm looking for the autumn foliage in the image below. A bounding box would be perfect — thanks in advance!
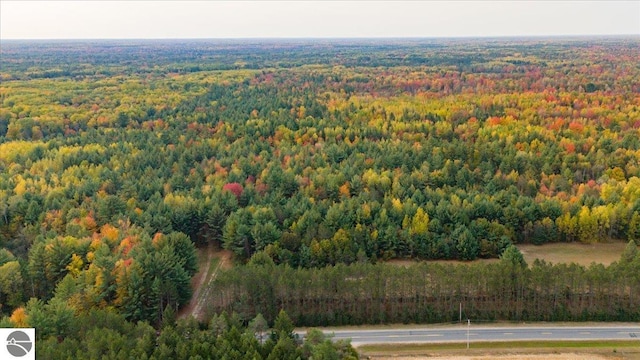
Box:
[222,182,243,200]
[1,38,640,329]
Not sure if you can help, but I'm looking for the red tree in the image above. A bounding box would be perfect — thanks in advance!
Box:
[223,182,243,200]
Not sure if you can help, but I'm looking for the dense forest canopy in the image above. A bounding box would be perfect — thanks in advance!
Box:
[1,38,640,351]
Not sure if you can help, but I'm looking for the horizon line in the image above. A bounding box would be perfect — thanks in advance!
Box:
[2,34,639,41]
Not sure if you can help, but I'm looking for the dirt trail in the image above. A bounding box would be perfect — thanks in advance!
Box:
[178,246,231,321]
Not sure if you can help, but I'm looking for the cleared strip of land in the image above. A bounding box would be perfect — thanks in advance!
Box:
[359,340,640,360]
[178,247,231,321]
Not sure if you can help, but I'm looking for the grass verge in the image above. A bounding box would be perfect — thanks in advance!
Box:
[359,340,640,353]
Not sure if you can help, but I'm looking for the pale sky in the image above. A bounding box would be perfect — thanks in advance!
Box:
[1,1,639,39]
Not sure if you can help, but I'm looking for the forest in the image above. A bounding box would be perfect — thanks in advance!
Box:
[1,37,640,355]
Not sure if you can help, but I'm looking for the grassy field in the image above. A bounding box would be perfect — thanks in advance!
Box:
[517,242,629,267]
[359,340,640,360]
[386,242,629,268]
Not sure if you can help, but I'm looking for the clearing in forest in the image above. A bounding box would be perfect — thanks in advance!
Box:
[517,242,629,266]
[386,242,629,268]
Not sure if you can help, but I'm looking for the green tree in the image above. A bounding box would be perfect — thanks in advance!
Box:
[0,261,24,312]
[453,225,479,260]
[267,336,300,360]
[273,309,295,340]
[621,239,639,263]
[248,313,269,343]
[500,244,527,268]
[628,212,640,245]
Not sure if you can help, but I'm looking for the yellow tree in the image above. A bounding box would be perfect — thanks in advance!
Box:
[409,207,430,237]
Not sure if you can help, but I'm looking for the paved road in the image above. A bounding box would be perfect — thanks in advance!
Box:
[315,326,640,345]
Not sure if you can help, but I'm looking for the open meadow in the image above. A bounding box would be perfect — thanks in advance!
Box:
[518,242,629,266]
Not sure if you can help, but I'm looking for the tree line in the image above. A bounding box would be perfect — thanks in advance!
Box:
[1,304,357,360]
[208,243,640,326]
